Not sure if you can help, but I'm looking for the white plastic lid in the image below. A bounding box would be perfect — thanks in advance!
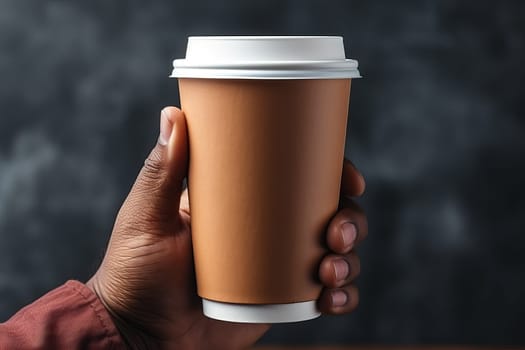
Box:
[171,36,361,80]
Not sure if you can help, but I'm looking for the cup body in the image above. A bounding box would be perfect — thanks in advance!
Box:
[179,79,351,306]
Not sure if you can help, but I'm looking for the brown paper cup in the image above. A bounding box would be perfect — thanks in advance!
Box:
[171,36,360,323]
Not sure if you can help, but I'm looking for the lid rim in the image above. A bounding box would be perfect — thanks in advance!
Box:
[170,68,362,80]
[173,58,358,67]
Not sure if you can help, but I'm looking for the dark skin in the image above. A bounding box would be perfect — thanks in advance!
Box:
[87,107,368,350]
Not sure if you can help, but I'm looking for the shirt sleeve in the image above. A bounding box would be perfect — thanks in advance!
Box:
[0,280,126,350]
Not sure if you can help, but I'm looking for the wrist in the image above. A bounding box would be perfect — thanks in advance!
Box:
[86,275,155,350]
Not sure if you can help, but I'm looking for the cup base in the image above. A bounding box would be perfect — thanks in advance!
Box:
[202,299,321,323]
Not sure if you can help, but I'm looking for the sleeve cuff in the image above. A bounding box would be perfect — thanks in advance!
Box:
[64,280,126,349]
[0,280,126,349]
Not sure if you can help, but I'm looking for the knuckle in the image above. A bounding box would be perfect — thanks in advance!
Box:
[141,157,165,183]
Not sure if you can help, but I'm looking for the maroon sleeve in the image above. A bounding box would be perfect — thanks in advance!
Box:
[0,280,126,350]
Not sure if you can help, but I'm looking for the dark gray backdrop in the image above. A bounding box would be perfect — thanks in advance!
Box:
[0,0,524,346]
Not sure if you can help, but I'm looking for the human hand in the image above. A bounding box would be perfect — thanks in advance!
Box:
[87,107,367,349]
[317,159,367,315]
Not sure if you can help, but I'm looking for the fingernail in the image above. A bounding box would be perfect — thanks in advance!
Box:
[158,109,173,146]
[341,222,357,250]
[331,290,348,307]
[333,258,349,282]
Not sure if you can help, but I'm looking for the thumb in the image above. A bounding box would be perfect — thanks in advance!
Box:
[117,107,189,234]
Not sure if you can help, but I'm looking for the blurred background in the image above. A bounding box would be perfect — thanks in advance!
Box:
[0,0,524,346]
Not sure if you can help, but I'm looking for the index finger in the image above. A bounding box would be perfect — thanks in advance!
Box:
[340,159,365,197]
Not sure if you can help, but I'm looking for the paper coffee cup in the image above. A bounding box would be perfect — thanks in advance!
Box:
[171,36,360,323]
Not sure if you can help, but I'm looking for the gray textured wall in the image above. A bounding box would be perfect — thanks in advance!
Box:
[1,0,524,345]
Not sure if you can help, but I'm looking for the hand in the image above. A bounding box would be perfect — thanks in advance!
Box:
[317,159,367,315]
[87,107,367,349]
